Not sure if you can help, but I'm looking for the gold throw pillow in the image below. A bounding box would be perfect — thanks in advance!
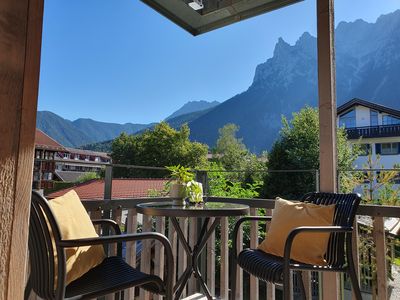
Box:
[258,197,335,265]
[49,190,105,285]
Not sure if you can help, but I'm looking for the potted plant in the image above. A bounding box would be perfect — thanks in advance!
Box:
[166,165,203,205]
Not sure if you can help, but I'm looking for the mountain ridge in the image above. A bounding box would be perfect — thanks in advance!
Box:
[189,9,400,152]
[38,10,400,153]
[165,100,220,120]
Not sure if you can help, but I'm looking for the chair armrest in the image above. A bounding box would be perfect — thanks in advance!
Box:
[232,216,272,259]
[91,219,122,235]
[283,226,353,266]
[59,232,174,295]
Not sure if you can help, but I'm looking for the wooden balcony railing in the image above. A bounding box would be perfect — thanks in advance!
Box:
[345,124,400,139]
[81,195,400,299]
[34,161,399,299]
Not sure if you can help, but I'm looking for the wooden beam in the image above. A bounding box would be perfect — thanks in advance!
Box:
[316,0,339,299]
[0,0,44,299]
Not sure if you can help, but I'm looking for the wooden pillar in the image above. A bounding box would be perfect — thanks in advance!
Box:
[316,0,339,299]
[0,0,44,299]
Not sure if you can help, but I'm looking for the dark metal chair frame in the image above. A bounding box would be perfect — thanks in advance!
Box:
[26,191,174,300]
[231,192,362,300]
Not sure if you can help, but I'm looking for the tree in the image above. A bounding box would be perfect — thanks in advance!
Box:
[214,123,264,183]
[111,122,208,178]
[262,106,359,199]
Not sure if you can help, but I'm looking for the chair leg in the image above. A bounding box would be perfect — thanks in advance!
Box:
[297,272,307,300]
[348,266,362,300]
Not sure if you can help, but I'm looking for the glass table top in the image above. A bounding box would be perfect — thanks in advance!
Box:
[136,201,249,217]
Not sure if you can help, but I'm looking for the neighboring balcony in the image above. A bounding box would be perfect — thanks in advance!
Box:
[345,124,400,139]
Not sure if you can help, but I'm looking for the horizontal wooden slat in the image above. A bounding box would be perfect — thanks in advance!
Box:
[81,197,400,218]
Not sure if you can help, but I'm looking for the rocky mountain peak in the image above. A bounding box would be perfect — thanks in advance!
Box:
[189,9,400,153]
[273,37,291,56]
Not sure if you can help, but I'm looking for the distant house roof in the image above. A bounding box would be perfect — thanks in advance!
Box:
[46,178,168,200]
[55,170,87,182]
[65,147,110,159]
[337,98,400,118]
[35,129,66,151]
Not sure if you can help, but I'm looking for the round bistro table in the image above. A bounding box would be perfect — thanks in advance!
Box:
[136,201,249,300]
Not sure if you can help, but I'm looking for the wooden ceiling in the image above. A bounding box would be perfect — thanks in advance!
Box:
[141,0,303,35]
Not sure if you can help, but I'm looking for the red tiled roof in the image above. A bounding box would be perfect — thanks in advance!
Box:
[46,178,168,200]
[35,129,65,151]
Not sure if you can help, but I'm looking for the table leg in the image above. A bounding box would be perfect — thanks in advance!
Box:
[171,217,220,300]
[193,218,220,298]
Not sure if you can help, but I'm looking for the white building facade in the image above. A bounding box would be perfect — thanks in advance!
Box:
[337,98,400,169]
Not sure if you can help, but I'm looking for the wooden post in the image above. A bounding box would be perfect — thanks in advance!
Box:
[154,217,166,300]
[249,208,259,300]
[188,218,198,295]
[301,272,313,300]
[351,219,360,300]
[140,215,153,300]
[0,0,44,299]
[373,217,387,300]
[220,217,229,300]
[178,217,189,298]
[317,0,339,298]
[235,218,243,300]
[125,209,138,300]
[168,218,178,288]
[265,209,275,300]
[206,217,216,296]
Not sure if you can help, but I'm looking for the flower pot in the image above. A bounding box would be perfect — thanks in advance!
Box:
[170,183,187,206]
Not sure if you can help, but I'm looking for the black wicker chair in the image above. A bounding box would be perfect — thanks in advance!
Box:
[232,192,362,300]
[25,191,173,300]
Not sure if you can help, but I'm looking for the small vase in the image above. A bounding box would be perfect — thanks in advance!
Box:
[170,183,186,206]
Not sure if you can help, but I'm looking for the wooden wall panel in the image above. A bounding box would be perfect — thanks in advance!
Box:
[0,0,44,299]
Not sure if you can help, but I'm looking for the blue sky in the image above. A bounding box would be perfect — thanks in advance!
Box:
[38,0,400,124]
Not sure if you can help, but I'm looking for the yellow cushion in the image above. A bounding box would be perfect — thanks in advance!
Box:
[49,190,105,285]
[258,197,335,265]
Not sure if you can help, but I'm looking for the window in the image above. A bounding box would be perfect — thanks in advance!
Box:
[370,110,378,126]
[382,115,400,125]
[339,109,356,128]
[377,143,400,155]
[358,144,371,156]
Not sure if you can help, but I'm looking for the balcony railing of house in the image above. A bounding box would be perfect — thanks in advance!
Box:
[346,124,400,139]
[33,161,400,299]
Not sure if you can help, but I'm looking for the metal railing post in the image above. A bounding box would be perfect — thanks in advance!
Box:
[315,169,320,192]
[103,165,113,237]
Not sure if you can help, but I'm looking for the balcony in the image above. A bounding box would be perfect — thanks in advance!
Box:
[345,124,400,139]
[32,162,400,300]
